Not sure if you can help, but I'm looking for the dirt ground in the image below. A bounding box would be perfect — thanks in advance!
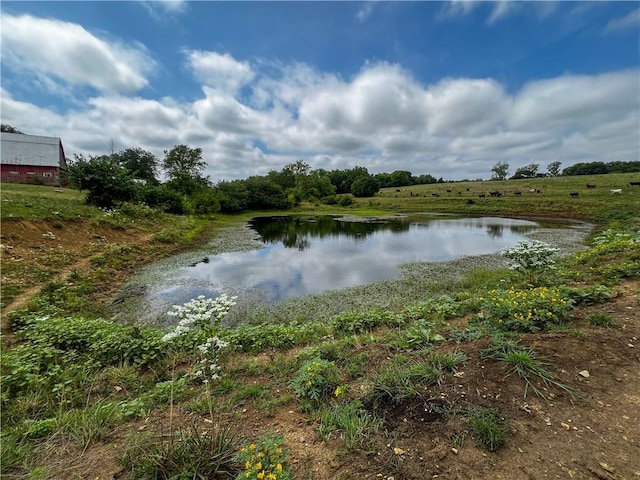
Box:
[1,220,639,480]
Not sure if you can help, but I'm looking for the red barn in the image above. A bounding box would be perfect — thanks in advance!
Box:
[1,132,68,186]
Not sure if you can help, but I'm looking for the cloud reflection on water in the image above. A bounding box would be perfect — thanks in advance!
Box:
[161,216,538,302]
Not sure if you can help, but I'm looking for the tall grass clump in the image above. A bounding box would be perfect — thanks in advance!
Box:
[481,339,580,400]
[120,426,238,479]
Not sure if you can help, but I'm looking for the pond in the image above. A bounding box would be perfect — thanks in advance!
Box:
[115,214,583,326]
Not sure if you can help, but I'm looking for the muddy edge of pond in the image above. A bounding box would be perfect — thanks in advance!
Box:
[111,217,593,327]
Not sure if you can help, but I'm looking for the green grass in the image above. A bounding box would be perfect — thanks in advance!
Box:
[1,183,99,220]
[1,174,637,477]
[363,173,640,222]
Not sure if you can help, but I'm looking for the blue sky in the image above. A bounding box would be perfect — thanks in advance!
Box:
[1,1,638,181]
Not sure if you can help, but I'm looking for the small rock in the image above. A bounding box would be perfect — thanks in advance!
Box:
[451,448,459,454]
[393,447,405,455]
[578,370,590,378]
[561,423,570,430]
[299,436,306,443]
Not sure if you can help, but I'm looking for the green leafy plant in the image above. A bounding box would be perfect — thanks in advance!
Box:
[500,240,559,283]
[480,286,572,333]
[234,432,290,480]
[289,358,340,403]
[467,407,507,452]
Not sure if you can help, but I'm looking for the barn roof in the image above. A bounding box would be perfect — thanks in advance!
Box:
[1,132,66,168]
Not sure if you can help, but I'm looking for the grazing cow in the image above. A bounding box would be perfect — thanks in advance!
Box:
[569,192,579,198]
[630,181,640,186]
[513,191,522,196]
[466,199,475,205]
[395,189,401,192]
[446,189,453,193]
[528,188,537,193]
[610,189,622,194]
[432,193,439,197]
[489,191,502,197]
[586,184,596,189]
[478,194,486,198]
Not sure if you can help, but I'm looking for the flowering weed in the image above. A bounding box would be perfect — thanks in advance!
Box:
[481,286,572,333]
[235,432,290,480]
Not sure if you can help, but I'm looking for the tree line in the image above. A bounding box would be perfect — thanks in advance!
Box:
[67,145,442,213]
[490,160,639,180]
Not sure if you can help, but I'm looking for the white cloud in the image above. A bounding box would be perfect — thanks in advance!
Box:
[605,8,640,33]
[0,13,155,94]
[187,51,255,94]
[2,49,638,182]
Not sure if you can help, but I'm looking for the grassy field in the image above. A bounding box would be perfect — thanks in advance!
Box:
[0,176,639,480]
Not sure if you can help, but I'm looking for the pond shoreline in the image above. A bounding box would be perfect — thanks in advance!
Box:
[111,214,593,328]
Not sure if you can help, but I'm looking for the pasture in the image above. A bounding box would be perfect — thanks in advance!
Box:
[0,174,639,480]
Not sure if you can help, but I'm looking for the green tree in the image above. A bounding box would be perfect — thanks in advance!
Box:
[389,170,413,187]
[244,176,290,210]
[162,144,206,180]
[547,161,561,177]
[351,176,380,197]
[1,124,23,134]
[113,147,159,185]
[216,180,249,213]
[68,154,139,208]
[491,161,509,180]
[512,164,540,179]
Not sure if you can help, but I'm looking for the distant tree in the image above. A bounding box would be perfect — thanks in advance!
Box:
[113,147,159,185]
[163,144,206,180]
[562,162,608,176]
[216,180,249,213]
[351,176,380,197]
[68,154,139,208]
[389,170,413,187]
[244,176,290,210]
[606,161,640,173]
[283,160,311,177]
[1,124,24,134]
[414,174,438,185]
[547,161,562,177]
[165,171,210,196]
[512,163,539,179]
[491,161,509,180]
[296,171,336,201]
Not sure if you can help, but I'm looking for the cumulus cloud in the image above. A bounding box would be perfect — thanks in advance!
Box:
[0,13,155,94]
[187,51,255,94]
[1,48,638,181]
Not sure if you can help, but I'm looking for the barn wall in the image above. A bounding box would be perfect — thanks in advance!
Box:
[0,164,62,186]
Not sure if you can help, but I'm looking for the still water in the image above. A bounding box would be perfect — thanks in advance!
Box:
[155,215,541,305]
